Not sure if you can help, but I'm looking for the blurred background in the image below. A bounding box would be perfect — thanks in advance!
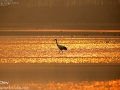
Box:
[0,0,120,29]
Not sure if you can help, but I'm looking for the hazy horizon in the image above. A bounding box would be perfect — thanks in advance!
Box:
[0,0,120,24]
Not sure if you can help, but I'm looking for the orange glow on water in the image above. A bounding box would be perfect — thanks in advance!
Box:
[2,80,120,90]
[0,57,120,63]
[0,36,120,63]
[0,37,119,90]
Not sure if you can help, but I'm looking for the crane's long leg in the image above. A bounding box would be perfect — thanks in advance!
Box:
[59,50,61,54]
[61,50,63,54]
[59,50,63,54]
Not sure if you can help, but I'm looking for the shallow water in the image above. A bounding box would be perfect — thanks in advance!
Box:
[0,36,120,63]
[0,36,120,90]
[0,80,120,90]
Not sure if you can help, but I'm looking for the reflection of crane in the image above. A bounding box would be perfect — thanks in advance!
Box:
[54,39,67,53]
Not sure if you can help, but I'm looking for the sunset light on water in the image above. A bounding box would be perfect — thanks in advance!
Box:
[1,0,120,89]
[1,80,119,90]
[0,35,120,90]
[0,36,119,63]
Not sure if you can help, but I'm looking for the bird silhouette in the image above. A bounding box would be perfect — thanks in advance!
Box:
[54,39,67,53]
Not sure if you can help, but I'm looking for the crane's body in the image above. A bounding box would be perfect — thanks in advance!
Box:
[54,39,67,53]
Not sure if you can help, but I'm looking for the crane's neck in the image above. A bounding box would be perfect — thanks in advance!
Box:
[55,40,59,46]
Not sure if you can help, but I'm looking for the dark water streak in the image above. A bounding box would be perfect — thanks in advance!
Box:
[0,64,120,83]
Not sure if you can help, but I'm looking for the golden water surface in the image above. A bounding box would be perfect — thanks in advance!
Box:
[0,80,120,90]
[0,36,120,63]
[0,36,120,90]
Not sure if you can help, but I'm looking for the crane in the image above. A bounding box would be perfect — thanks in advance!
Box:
[54,39,67,53]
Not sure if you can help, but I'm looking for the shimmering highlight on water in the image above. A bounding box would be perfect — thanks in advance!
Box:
[0,36,120,63]
[1,80,120,90]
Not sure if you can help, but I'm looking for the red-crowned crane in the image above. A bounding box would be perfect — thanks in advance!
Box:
[54,39,67,53]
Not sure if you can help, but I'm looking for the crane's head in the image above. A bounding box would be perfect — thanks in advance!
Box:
[54,39,57,41]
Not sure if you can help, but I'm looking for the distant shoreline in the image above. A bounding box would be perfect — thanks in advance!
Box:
[0,23,120,37]
[0,29,120,37]
[0,23,120,30]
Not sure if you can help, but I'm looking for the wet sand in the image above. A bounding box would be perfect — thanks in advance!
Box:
[0,63,120,83]
[0,28,120,85]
